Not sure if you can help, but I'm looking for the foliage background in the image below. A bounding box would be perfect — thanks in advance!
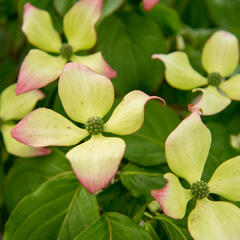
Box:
[1,0,240,239]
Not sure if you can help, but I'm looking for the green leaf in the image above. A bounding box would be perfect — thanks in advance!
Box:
[74,212,153,240]
[53,0,78,16]
[98,0,124,25]
[0,28,9,59]
[205,0,240,27]
[0,60,16,92]
[4,149,71,211]
[98,11,167,95]
[97,182,146,221]
[156,215,192,240]
[143,3,181,36]
[180,0,211,28]
[145,222,161,240]
[1,0,17,16]
[0,157,4,207]
[120,163,167,200]
[4,172,99,240]
[123,101,180,166]
[7,19,24,52]
[202,122,237,181]
[57,185,99,240]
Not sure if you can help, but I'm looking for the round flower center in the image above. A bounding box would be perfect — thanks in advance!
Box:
[208,72,222,86]
[60,43,73,61]
[191,181,209,200]
[85,116,104,135]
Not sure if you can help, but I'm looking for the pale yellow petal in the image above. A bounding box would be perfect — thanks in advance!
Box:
[208,156,240,201]
[71,52,116,78]
[151,173,192,219]
[201,31,239,77]
[58,63,114,123]
[104,90,165,135]
[188,199,240,240]
[0,83,44,121]
[220,74,240,100]
[165,112,211,184]
[22,3,62,52]
[12,108,88,147]
[189,86,231,115]
[63,0,102,52]
[1,123,50,157]
[153,52,207,90]
[16,49,66,94]
[67,135,126,193]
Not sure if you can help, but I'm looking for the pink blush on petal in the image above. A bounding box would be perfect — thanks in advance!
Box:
[143,0,159,11]
[101,59,117,79]
[73,167,119,194]
[151,182,170,215]
[34,147,51,156]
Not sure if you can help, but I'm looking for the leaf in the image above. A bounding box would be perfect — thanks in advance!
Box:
[98,11,167,95]
[156,215,192,240]
[180,0,211,28]
[4,172,99,240]
[143,3,181,36]
[74,212,153,240]
[97,181,146,221]
[0,157,4,207]
[0,28,10,60]
[53,0,78,16]
[123,101,181,166]
[202,122,237,181]
[0,60,16,92]
[205,0,240,28]
[120,163,167,200]
[57,185,99,240]
[8,19,25,52]
[4,149,71,211]
[98,0,124,25]
[1,0,17,16]
[145,222,161,240]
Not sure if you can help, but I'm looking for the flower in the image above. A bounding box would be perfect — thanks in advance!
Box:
[142,0,159,11]
[16,0,116,95]
[0,84,50,157]
[153,30,240,115]
[151,112,240,239]
[12,63,165,193]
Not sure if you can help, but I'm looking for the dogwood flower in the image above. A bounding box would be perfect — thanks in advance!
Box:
[0,84,50,157]
[151,112,240,240]
[16,0,116,95]
[12,63,164,193]
[153,31,240,115]
[143,0,159,11]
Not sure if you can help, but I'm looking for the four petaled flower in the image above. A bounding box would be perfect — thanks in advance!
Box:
[16,0,116,95]
[151,112,240,240]
[12,63,164,193]
[153,31,240,115]
[0,84,50,157]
